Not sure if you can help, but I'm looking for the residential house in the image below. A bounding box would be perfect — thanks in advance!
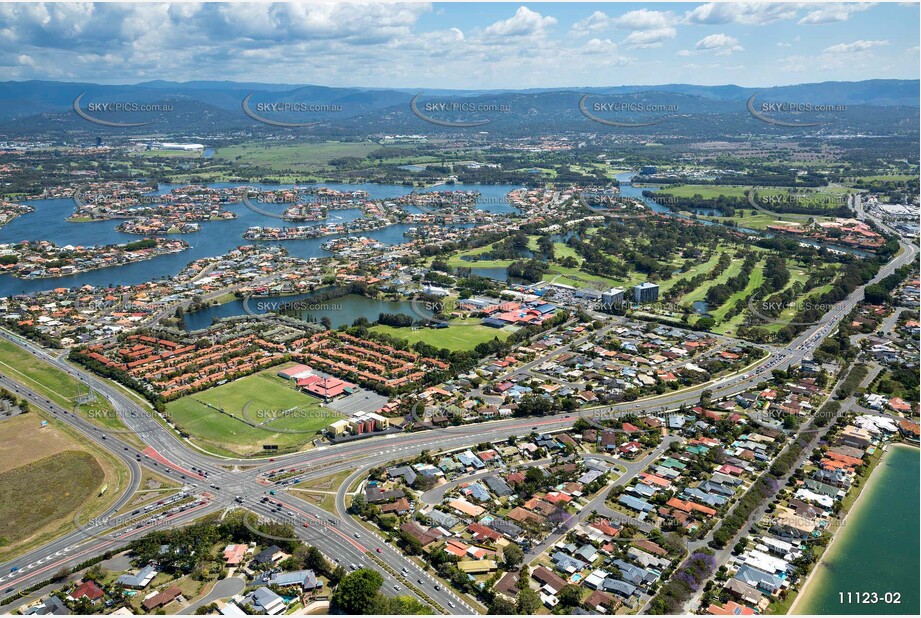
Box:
[243,587,286,615]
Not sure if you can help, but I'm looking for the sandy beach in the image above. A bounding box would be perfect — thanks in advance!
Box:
[788,443,919,615]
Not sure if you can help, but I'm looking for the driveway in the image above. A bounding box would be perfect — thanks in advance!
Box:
[179,576,245,614]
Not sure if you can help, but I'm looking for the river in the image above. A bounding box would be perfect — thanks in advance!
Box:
[792,444,920,615]
[0,182,523,297]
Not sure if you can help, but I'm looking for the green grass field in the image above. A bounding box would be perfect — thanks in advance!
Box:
[655,185,750,199]
[680,259,744,305]
[214,141,380,172]
[710,262,764,319]
[657,185,851,219]
[165,366,341,456]
[659,254,721,294]
[0,451,104,551]
[371,319,513,351]
[699,212,839,230]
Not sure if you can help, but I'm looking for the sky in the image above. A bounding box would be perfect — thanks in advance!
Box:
[0,2,918,88]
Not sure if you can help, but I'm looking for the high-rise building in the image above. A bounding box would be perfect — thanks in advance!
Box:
[601,287,625,312]
[633,282,659,304]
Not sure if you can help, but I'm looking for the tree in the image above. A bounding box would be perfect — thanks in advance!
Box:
[331,568,385,614]
[502,543,524,570]
[51,568,70,582]
[699,389,713,408]
[383,596,435,615]
[488,597,517,614]
[516,587,541,614]
[559,584,583,607]
[328,565,347,587]
[303,546,330,575]
[350,494,368,516]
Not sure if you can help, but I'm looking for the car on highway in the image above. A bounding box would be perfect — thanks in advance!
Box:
[393,585,401,591]
[353,533,360,538]
[376,547,382,553]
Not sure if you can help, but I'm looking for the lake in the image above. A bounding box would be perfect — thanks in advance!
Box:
[182,292,419,332]
[793,444,920,615]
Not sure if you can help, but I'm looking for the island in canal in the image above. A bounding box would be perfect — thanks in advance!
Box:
[0,237,189,279]
[115,218,202,235]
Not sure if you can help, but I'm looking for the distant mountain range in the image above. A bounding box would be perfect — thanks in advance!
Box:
[0,79,916,137]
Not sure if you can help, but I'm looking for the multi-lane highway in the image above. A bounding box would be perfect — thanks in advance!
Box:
[0,212,915,614]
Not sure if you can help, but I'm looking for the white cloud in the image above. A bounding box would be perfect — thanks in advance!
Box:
[798,3,875,25]
[484,6,557,38]
[684,3,800,25]
[695,33,744,55]
[611,9,676,30]
[568,9,677,49]
[570,10,610,36]
[622,27,677,49]
[582,38,619,55]
[823,39,889,53]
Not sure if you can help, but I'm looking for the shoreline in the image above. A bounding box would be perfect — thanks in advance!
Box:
[787,442,919,614]
[8,245,189,280]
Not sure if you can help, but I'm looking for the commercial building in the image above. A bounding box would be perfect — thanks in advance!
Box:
[348,411,389,434]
